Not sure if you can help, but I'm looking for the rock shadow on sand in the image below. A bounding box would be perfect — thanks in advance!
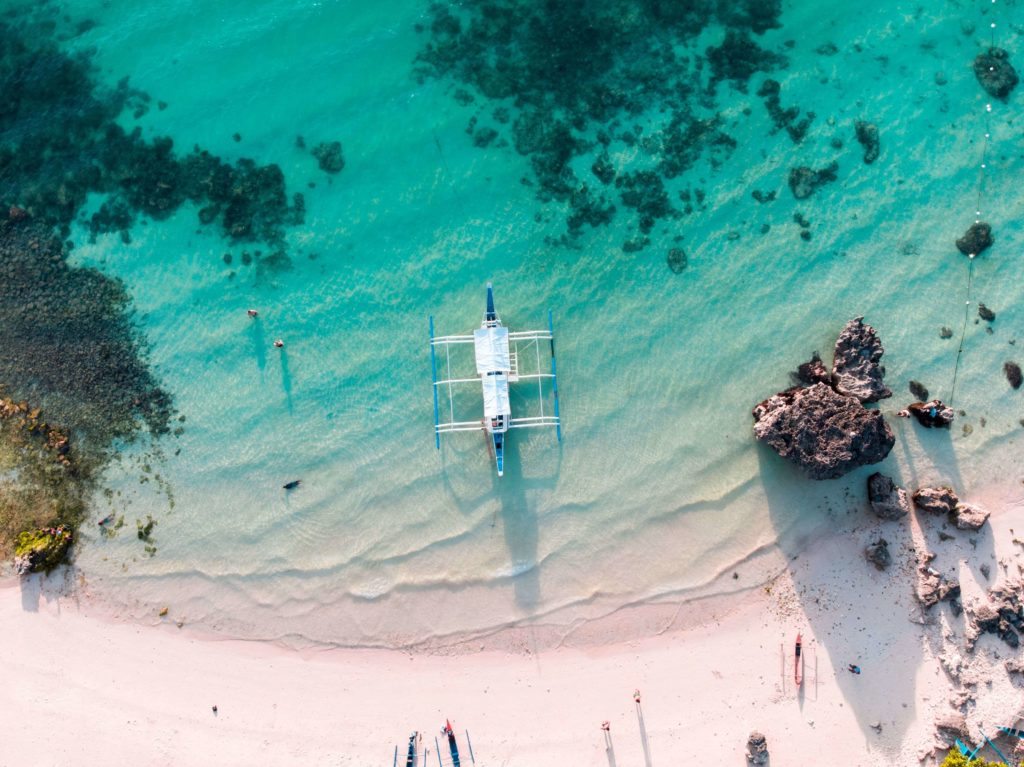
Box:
[757,444,925,750]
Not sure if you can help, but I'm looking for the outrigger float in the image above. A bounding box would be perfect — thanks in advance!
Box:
[430,283,561,476]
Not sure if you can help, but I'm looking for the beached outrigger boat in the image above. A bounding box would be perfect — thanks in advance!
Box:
[430,283,561,476]
[794,633,803,687]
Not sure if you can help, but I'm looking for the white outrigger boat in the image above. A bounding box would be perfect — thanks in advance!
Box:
[430,283,561,476]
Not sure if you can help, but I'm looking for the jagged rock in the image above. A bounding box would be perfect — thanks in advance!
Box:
[909,380,929,401]
[752,383,895,480]
[1005,361,1022,389]
[866,538,892,570]
[917,568,943,608]
[952,502,990,531]
[788,162,838,199]
[938,580,961,603]
[973,602,1001,633]
[867,473,910,520]
[935,713,968,745]
[980,563,991,580]
[854,121,880,164]
[790,351,831,386]
[973,47,1019,100]
[913,486,959,515]
[1005,658,1024,675]
[901,400,955,428]
[956,222,993,256]
[746,731,769,765]
[978,303,996,322]
[832,317,891,403]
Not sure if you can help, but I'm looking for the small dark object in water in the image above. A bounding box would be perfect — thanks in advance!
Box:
[978,303,996,322]
[940,326,953,339]
[666,248,687,274]
[1005,361,1023,390]
[854,121,880,164]
[283,480,301,490]
[956,222,993,256]
[909,380,929,401]
[973,47,1019,101]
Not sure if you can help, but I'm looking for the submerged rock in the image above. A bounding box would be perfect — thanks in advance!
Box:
[909,380,929,401]
[666,248,688,274]
[832,316,891,403]
[854,121,880,164]
[788,162,839,199]
[978,303,996,322]
[865,538,891,570]
[912,486,959,515]
[311,141,345,174]
[752,382,894,480]
[956,222,993,256]
[867,473,910,520]
[973,47,1019,100]
[1005,361,1022,389]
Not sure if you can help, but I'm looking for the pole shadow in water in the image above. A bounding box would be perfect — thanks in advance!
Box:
[279,347,293,414]
[250,318,266,374]
[636,701,653,767]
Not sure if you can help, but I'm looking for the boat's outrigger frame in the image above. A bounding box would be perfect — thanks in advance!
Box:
[430,284,561,476]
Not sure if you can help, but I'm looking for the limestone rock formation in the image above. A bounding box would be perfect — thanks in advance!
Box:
[832,317,891,403]
[746,731,769,765]
[973,47,1019,100]
[956,222,993,256]
[752,383,894,480]
[912,487,959,515]
[790,352,831,387]
[952,502,990,531]
[867,473,910,520]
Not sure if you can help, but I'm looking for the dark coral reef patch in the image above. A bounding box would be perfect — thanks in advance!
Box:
[415,0,787,251]
[0,12,304,258]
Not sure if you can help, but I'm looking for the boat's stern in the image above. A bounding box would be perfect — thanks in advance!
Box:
[493,431,504,477]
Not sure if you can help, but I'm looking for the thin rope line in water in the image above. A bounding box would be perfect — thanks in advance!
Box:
[948,256,975,407]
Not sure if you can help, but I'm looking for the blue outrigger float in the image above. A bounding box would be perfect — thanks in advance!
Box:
[430,283,561,476]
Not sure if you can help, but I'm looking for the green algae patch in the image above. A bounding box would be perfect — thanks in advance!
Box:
[14,525,74,575]
[0,392,88,566]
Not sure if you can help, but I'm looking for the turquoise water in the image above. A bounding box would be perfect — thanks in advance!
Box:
[17,0,1023,647]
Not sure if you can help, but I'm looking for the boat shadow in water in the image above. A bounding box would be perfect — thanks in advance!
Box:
[757,442,960,748]
[493,436,554,611]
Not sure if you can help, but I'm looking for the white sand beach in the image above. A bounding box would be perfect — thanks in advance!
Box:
[6,485,1023,767]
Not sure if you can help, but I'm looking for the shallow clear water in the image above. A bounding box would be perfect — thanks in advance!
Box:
[19,0,1022,647]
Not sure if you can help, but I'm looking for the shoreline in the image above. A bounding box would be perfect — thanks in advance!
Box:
[8,483,1024,766]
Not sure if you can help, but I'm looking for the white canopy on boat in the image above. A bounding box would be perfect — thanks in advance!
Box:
[481,372,511,420]
[474,326,510,373]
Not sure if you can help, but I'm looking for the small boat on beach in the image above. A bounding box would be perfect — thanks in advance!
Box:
[444,719,461,767]
[794,633,803,687]
[430,283,562,476]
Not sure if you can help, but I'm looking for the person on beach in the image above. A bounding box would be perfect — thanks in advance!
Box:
[247,309,258,318]
[212,705,218,714]
[273,339,284,348]
[600,721,610,731]
[848,664,861,674]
